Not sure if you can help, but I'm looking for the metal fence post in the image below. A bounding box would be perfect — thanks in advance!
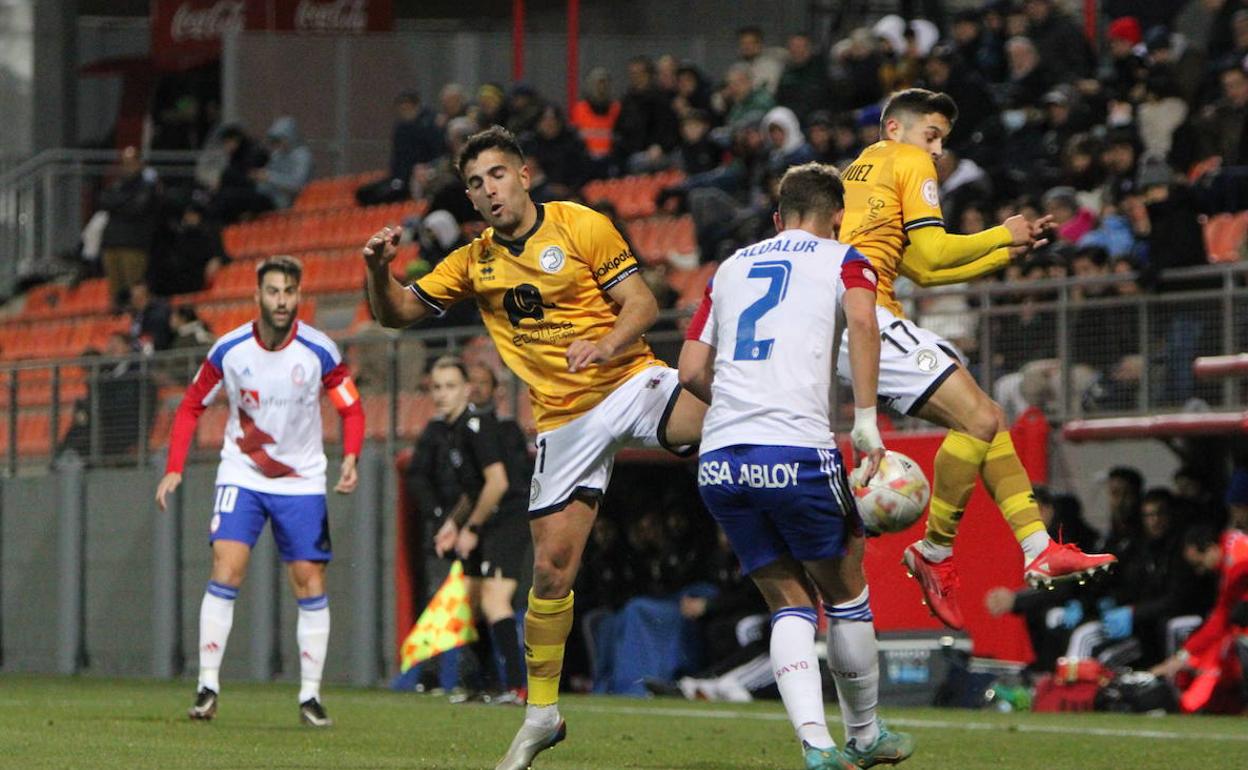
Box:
[55,452,86,674]
[1056,285,1070,420]
[1222,271,1235,408]
[151,452,183,678]
[7,370,16,476]
[49,365,60,469]
[351,445,382,687]
[1138,298,1151,412]
[249,531,279,681]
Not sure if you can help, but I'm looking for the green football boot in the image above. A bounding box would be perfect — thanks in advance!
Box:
[842,721,915,768]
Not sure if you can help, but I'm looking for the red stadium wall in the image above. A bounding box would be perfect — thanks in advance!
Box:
[394,410,1047,664]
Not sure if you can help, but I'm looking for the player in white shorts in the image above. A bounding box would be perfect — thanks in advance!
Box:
[361,126,707,769]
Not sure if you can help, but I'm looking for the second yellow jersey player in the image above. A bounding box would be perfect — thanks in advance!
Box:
[840,138,1016,318]
[410,200,657,431]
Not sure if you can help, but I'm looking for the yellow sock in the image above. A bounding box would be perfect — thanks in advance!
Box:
[524,589,574,706]
[926,432,991,547]
[980,432,1046,543]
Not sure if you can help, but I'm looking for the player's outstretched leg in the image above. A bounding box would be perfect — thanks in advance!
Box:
[495,502,593,770]
[981,431,1117,588]
[903,429,987,630]
[189,579,237,720]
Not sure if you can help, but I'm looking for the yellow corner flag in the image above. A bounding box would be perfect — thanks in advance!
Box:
[400,560,478,672]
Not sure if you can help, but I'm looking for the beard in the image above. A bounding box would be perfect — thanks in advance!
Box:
[260,303,296,335]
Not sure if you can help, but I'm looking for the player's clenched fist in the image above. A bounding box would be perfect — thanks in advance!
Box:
[363,226,400,268]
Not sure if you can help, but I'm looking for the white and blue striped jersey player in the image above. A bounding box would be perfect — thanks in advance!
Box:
[684,229,879,574]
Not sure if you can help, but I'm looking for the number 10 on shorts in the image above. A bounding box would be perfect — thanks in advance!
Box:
[213,486,239,514]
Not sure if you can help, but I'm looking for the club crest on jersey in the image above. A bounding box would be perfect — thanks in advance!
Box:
[503,283,556,327]
[915,349,940,373]
[539,245,565,273]
[921,179,940,206]
[291,363,307,386]
[529,478,541,504]
[240,388,260,409]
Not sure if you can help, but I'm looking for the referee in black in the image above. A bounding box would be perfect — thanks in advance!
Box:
[429,356,531,703]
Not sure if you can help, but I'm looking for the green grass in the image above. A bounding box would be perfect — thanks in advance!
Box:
[0,675,1245,769]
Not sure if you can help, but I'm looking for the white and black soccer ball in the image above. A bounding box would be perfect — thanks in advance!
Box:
[851,450,931,534]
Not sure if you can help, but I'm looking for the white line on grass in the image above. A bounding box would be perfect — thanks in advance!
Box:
[569,704,1248,743]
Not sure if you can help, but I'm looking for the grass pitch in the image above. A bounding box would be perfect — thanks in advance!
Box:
[1,674,1245,769]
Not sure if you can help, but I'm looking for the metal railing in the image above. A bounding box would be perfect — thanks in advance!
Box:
[0,149,201,296]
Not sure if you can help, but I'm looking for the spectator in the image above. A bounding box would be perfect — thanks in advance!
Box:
[253,116,313,210]
[1003,36,1053,109]
[473,82,508,128]
[1023,0,1093,80]
[951,8,1007,84]
[356,92,443,206]
[1173,464,1229,532]
[523,105,591,198]
[615,56,679,169]
[436,83,469,129]
[673,62,715,119]
[169,305,214,350]
[95,332,155,459]
[1100,466,1145,555]
[1102,16,1149,99]
[775,33,832,124]
[195,123,265,194]
[936,149,993,228]
[410,117,480,225]
[1042,186,1097,243]
[830,28,887,110]
[1136,74,1189,165]
[675,109,721,176]
[98,146,159,310]
[1196,61,1248,166]
[718,63,775,129]
[504,83,544,136]
[128,280,173,352]
[735,26,785,96]
[760,106,815,174]
[920,44,998,156]
[569,67,621,175]
[148,201,227,297]
[204,124,269,224]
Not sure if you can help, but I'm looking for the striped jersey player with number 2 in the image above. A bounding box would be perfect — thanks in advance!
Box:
[680,163,913,770]
[155,256,364,727]
[362,126,707,770]
[837,88,1115,630]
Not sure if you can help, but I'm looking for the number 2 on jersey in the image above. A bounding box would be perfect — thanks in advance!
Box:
[733,260,792,361]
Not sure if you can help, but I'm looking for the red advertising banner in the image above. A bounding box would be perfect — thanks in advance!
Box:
[151,0,393,71]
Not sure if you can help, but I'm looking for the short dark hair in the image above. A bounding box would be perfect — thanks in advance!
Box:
[1108,466,1144,493]
[431,355,469,381]
[457,125,525,179]
[256,255,303,286]
[1183,524,1219,551]
[1141,487,1175,513]
[777,162,845,223]
[737,26,763,40]
[880,88,959,131]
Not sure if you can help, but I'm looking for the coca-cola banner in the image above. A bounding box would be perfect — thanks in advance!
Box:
[151,0,393,71]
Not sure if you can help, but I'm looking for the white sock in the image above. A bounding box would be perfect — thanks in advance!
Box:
[916,539,953,563]
[824,589,880,747]
[1021,530,1052,563]
[198,581,237,693]
[525,703,561,728]
[770,607,834,750]
[296,595,330,703]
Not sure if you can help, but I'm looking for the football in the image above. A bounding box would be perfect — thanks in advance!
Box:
[851,450,931,534]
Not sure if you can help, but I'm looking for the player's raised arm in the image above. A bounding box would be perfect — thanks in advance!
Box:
[156,358,224,511]
[362,226,431,327]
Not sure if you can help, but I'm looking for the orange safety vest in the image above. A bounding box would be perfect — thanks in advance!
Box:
[570,100,620,158]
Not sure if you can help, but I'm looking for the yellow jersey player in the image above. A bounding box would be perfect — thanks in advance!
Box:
[838,89,1115,630]
[362,126,706,770]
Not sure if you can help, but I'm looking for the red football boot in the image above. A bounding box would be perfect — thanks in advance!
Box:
[902,542,965,630]
[1024,541,1117,589]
